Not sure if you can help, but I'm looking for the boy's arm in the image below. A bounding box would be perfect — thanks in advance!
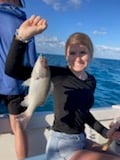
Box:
[5,37,32,80]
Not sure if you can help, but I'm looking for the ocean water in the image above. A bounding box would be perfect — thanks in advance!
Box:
[36,53,120,112]
[0,54,120,113]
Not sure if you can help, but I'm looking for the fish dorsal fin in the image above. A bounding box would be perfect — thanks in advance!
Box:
[39,53,43,58]
[22,78,31,87]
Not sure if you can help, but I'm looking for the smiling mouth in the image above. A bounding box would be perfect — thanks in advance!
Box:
[75,62,84,66]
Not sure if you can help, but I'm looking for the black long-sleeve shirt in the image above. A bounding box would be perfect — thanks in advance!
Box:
[5,37,108,137]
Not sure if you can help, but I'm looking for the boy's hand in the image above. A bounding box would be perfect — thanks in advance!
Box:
[16,15,48,40]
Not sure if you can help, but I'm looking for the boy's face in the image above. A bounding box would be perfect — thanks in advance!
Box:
[0,0,23,7]
[66,43,91,73]
[12,0,23,7]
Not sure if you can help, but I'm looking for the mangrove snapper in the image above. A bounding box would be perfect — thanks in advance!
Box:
[16,55,51,129]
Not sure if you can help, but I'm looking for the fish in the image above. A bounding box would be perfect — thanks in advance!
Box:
[16,55,51,129]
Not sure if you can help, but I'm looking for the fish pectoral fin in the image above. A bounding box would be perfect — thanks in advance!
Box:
[21,95,29,107]
[22,78,31,87]
[34,76,40,80]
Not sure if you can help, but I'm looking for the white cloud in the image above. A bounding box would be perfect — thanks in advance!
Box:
[42,0,82,11]
[94,45,120,60]
[92,30,107,35]
[67,0,81,8]
[35,34,65,54]
[76,21,83,26]
[42,0,56,5]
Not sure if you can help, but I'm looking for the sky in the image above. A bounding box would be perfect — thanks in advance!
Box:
[23,0,120,59]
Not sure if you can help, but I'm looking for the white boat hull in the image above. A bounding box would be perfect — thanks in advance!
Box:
[0,105,120,160]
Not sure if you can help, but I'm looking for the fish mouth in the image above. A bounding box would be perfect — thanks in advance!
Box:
[39,57,48,67]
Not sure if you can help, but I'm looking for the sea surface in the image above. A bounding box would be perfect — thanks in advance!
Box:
[0,54,120,113]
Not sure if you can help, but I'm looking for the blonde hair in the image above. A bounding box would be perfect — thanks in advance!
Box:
[65,32,94,58]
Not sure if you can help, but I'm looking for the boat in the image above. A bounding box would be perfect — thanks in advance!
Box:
[0,105,120,160]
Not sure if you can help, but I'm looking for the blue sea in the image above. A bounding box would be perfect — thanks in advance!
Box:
[0,54,120,113]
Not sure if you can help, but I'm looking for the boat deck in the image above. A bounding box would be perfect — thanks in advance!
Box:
[25,154,46,160]
[0,105,120,160]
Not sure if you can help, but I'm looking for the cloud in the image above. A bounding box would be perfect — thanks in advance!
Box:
[42,0,82,11]
[76,21,83,26]
[92,30,107,35]
[35,34,65,54]
[94,45,120,59]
